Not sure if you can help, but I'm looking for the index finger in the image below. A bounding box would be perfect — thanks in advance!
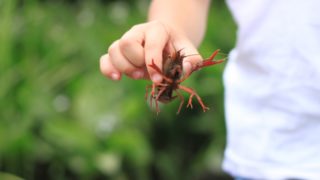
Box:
[144,21,170,83]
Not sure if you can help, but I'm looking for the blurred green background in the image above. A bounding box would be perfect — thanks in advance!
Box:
[0,0,236,179]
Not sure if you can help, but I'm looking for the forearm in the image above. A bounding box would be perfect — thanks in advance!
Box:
[148,0,210,47]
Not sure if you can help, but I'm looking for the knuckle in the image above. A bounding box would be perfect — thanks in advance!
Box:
[130,24,143,31]
[149,20,169,33]
[149,20,161,27]
[119,36,132,50]
[107,41,119,55]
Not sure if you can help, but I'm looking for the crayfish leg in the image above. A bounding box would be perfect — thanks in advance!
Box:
[147,83,170,114]
[178,85,209,112]
[174,90,185,114]
[146,84,157,112]
[145,84,153,100]
[154,86,168,114]
[150,85,160,114]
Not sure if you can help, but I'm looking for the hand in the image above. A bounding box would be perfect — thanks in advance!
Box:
[99,20,203,83]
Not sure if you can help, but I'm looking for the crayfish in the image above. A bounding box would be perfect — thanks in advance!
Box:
[146,49,225,114]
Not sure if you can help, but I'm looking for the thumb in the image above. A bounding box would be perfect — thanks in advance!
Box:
[174,40,202,76]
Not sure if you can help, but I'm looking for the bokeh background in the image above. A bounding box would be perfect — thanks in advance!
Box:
[0,0,236,179]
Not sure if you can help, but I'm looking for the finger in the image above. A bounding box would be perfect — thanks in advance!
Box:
[99,54,122,80]
[138,67,151,80]
[164,41,176,57]
[108,40,143,78]
[144,21,170,83]
[119,25,145,67]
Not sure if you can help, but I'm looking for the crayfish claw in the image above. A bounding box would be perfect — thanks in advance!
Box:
[186,102,193,109]
[202,106,210,112]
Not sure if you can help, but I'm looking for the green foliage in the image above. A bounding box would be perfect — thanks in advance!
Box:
[0,0,236,179]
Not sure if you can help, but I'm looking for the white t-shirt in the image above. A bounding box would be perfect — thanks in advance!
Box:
[223,0,320,179]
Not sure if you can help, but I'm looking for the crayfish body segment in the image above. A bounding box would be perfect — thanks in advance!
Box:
[146,49,225,114]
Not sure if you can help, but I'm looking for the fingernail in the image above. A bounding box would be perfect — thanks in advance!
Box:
[110,73,120,80]
[151,73,162,83]
[132,70,144,79]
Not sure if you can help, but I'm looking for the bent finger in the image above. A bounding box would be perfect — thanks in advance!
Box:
[144,21,170,83]
[108,40,141,77]
[100,54,122,80]
[119,25,145,67]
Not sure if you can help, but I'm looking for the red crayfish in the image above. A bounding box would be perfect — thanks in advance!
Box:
[146,49,225,114]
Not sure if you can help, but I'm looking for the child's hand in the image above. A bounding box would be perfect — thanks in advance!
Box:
[99,20,202,83]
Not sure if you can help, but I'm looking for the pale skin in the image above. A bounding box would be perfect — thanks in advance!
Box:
[99,0,211,83]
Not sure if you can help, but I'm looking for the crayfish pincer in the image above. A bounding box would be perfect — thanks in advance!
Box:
[145,49,225,114]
